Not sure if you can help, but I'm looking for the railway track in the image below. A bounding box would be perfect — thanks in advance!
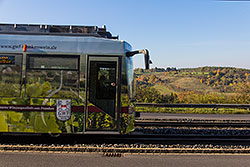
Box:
[0,119,250,146]
[1,133,250,144]
[1,134,250,154]
[1,117,250,154]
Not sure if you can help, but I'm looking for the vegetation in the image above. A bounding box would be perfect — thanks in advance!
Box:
[135,66,250,114]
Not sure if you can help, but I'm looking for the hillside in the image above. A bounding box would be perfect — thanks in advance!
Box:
[134,67,250,104]
[135,66,250,94]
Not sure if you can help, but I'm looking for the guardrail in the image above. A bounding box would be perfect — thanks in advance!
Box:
[134,120,250,127]
[135,103,250,109]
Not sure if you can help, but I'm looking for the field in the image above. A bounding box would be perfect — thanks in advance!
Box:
[135,66,250,113]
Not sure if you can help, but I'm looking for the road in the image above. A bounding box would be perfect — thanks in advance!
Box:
[139,113,250,120]
[1,152,250,167]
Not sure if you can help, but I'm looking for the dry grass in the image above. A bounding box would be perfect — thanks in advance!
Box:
[153,76,218,95]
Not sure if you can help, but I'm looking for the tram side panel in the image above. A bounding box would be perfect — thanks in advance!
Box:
[0,53,85,133]
[0,53,134,134]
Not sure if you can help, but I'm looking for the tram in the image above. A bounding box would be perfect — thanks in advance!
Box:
[0,23,151,134]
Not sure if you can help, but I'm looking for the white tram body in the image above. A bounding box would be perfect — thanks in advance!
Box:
[0,24,150,134]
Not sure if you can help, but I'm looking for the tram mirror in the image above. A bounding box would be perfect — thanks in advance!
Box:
[126,49,152,69]
[143,49,152,70]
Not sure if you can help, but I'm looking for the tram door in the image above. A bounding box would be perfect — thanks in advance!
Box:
[85,56,120,133]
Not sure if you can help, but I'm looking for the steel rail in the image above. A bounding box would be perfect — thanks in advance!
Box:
[1,133,250,145]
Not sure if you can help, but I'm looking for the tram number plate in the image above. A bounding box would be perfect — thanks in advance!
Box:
[56,100,71,121]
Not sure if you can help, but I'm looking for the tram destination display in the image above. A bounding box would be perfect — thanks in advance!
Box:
[0,55,15,64]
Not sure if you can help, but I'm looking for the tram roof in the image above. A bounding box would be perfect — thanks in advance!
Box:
[0,24,132,55]
[0,23,117,39]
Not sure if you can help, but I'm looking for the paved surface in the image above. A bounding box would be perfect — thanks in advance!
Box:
[0,152,250,167]
[139,113,250,120]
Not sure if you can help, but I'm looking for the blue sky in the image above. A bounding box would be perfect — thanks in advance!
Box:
[0,0,250,69]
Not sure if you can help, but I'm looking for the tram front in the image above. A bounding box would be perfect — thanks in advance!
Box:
[84,47,151,134]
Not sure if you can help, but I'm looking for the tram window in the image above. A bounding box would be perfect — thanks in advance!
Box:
[96,66,116,99]
[27,55,78,70]
[26,55,80,98]
[26,70,79,98]
[0,54,22,97]
[89,62,116,100]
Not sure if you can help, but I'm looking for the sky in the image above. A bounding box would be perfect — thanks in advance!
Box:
[0,0,250,69]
